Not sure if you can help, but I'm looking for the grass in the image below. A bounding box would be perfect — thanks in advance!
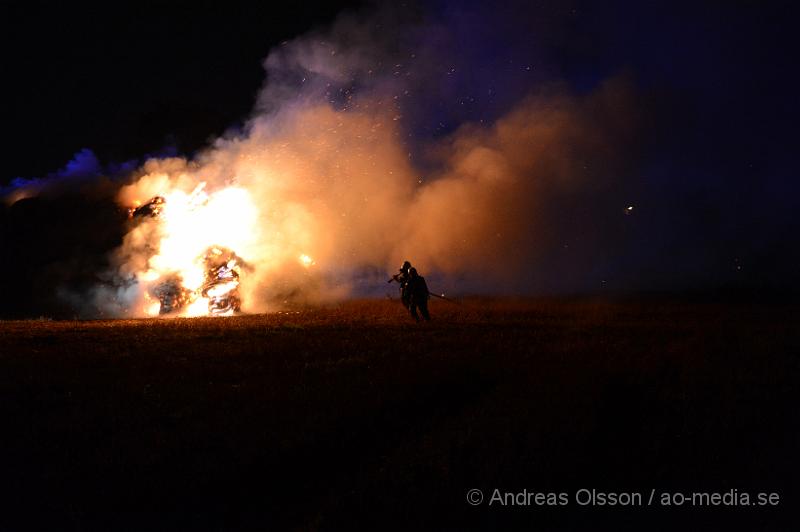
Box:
[0,298,797,530]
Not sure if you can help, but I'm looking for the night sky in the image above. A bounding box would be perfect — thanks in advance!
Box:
[1,0,798,317]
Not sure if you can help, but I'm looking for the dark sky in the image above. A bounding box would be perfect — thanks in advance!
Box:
[1,0,798,316]
[4,1,795,184]
[3,0,365,180]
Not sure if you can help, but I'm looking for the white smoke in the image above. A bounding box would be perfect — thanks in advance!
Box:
[98,4,639,315]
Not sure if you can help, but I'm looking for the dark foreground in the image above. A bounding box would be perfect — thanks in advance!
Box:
[0,299,797,531]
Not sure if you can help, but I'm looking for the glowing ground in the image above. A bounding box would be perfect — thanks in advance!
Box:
[0,299,797,530]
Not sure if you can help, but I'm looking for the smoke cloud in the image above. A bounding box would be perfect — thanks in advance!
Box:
[1,2,641,317]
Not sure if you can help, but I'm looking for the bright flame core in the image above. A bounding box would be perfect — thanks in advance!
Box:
[129,182,258,316]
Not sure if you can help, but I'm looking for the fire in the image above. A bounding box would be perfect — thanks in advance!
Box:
[144,296,161,317]
[128,181,258,317]
[152,184,257,275]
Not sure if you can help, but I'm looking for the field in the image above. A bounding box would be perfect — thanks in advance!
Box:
[0,298,797,530]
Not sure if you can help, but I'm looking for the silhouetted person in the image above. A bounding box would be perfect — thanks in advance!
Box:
[407,267,430,321]
[388,260,412,307]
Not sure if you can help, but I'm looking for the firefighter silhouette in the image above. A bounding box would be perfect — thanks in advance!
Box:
[407,267,430,321]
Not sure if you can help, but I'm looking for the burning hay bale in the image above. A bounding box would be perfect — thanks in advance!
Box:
[130,194,248,317]
[200,247,245,316]
[148,246,245,317]
[151,275,192,315]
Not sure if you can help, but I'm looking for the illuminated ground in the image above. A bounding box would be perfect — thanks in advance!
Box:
[0,299,797,530]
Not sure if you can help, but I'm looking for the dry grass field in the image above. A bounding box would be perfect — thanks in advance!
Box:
[0,298,797,530]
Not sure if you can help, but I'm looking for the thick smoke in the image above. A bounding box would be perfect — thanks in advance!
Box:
[102,3,637,315]
[1,2,640,317]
